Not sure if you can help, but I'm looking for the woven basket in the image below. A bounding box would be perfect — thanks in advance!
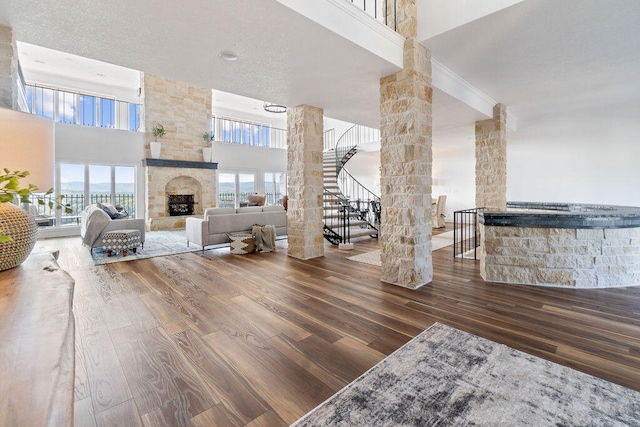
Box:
[226,232,255,255]
[0,203,39,271]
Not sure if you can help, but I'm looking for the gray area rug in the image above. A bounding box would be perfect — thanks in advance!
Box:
[291,323,640,426]
[91,230,207,265]
[347,231,455,267]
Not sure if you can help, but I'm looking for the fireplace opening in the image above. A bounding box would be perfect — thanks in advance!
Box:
[168,194,194,216]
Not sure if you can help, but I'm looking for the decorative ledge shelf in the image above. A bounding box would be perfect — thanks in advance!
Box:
[143,158,218,170]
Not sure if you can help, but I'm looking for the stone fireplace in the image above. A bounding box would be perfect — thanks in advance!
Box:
[144,159,217,231]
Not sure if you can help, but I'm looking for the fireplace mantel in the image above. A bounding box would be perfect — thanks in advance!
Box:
[143,158,218,169]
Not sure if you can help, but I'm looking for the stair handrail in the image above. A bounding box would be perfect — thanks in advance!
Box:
[323,187,351,245]
[338,167,380,226]
[334,124,380,173]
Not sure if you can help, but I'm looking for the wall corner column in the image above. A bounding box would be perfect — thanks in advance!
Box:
[475,103,507,211]
[287,105,324,260]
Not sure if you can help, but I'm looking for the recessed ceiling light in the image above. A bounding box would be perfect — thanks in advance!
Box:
[97,73,106,77]
[219,50,238,62]
[35,60,45,64]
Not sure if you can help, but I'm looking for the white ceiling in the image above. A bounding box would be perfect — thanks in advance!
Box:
[2,0,640,134]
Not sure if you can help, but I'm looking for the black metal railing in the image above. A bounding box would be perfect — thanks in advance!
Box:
[338,168,380,226]
[453,208,483,260]
[27,192,137,226]
[323,188,351,245]
[347,0,397,31]
[334,124,380,174]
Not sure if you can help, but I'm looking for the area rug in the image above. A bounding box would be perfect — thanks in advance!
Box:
[91,230,208,265]
[347,231,455,267]
[291,323,640,426]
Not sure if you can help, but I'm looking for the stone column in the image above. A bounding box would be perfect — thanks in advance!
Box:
[287,105,324,260]
[475,104,507,210]
[0,24,22,110]
[379,35,433,289]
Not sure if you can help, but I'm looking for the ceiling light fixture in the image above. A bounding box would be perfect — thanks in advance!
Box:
[263,102,287,113]
[219,50,238,62]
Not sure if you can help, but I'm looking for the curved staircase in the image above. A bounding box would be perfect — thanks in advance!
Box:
[322,125,380,245]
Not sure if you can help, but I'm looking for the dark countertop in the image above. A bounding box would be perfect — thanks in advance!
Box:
[478,202,640,229]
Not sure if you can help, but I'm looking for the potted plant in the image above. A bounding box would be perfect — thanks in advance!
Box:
[1,169,71,270]
[202,131,213,162]
[150,123,166,159]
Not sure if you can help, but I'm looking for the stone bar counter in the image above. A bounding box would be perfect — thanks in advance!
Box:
[478,202,640,288]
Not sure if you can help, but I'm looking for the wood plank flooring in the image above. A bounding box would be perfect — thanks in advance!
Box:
[35,226,640,426]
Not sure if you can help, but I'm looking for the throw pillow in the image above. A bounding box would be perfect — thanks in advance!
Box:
[226,232,256,254]
[98,203,119,219]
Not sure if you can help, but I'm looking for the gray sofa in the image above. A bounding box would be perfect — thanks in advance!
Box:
[186,205,287,249]
[80,205,146,252]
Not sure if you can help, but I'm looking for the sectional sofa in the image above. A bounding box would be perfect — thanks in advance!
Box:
[186,205,287,250]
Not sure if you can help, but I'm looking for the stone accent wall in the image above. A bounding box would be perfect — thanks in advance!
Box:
[475,104,507,210]
[379,37,433,289]
[141,73,215,230]
[141,73,212,162]
[481,225,640,288]
[287,105,324,260]
[145,166,216,231]
[0,24,21,110]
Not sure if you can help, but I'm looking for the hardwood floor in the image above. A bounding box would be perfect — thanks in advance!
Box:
[35,226,640,426]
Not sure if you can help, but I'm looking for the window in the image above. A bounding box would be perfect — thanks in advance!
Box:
[58,90,77,124]
[99,97,115,128]
[59,163,86,226]
[33,86,55,120]
[56,163,137,226]
[218,172,236,208]
[129,103,140,131]
[264,172,287,205]
[25,84,140,132]
[79,94,96,126]
[214,116,281,148]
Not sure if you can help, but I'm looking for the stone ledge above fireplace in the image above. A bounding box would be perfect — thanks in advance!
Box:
[143,158,218,169]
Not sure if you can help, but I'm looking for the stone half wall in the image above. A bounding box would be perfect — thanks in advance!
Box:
[480,225,640,288]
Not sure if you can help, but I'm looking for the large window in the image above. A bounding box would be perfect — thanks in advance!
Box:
[212,116,280,148]
[25,84,141,131]
[218,170,286,208]
[32,163,138,227]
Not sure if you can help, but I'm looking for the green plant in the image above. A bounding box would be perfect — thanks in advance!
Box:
[202,131,212,147]
[0,169,72,242]
[151,123,166,141]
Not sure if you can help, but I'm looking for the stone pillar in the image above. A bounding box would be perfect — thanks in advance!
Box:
[0,24,22,110]
[379,35,433,289]
[287,105,324,260]
[475,104,507,210]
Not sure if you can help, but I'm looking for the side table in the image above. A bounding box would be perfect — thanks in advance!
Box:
[102,229,141,257]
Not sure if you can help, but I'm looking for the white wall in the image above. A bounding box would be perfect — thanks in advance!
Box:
[433,127,476,218]
[212,141,287,195]
[507,110,640,207]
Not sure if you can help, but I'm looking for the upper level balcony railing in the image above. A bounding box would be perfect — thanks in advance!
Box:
[347,0,397,31]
